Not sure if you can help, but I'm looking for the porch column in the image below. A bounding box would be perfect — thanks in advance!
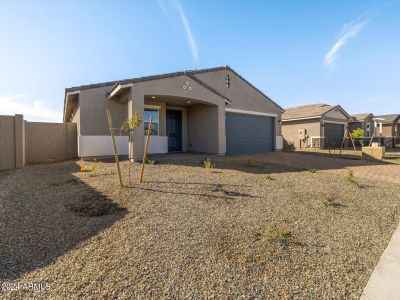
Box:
[217,104,226,155]
[128,89,145,161]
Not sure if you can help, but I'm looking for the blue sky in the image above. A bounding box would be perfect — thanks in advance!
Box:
[0,0,399,122]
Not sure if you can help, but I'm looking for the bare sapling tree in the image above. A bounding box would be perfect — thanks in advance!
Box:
[121,112,142,185]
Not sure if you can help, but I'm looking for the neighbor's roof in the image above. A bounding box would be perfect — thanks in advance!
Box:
[282,103,350,121]
[374,114,400,124]
[351,113,374,122]
[64,65,283,111]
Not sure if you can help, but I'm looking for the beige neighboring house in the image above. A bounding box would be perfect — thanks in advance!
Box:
[348,113,375,137]
[281,103,351,149]
[374,114,400,137]
[63,66,284,159]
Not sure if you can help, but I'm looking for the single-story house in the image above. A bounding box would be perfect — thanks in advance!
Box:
[348,113,375,137]
[374,114,400,137]
[281,103,351,149]
[63,66,284,159]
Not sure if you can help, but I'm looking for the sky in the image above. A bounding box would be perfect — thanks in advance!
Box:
[0,0,399,122]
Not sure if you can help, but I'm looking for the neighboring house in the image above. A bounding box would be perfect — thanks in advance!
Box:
[348,113,375,137]
[281,103,351,149]
[374,114,400,137]
[63,66,284,159]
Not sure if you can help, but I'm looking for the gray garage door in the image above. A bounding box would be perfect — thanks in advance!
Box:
[226,113,274,154]
[324,123,344,147]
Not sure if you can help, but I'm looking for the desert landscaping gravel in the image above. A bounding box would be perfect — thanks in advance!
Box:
[1,156,400,299]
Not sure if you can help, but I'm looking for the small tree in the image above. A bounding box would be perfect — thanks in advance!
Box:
[121,112,142,132]
[121,112,142,184]
[351,128,365,147]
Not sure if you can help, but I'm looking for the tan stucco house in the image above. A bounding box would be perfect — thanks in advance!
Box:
[348,113,375,137]
[281,103,351,149]
[63,66,284,159]
[374,114,400,138]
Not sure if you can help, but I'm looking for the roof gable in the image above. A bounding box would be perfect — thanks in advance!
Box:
[351,113,374,122]
[282,103,350,121]
[65,65,282,110]
[374,114,400,124]
[191,67,284,112]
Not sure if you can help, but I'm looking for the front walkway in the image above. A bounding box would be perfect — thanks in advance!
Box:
[361,223,400,300]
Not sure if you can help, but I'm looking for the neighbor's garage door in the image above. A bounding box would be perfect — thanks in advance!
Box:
[226,112,274,154]
[324,123,344,146]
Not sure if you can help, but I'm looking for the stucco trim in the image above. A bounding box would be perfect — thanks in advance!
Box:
[225,108,278,117]
[323,120,348,125]
[281,116,321,122]
[63,91,80,123]
[78,135,168,157]
[107,83,133,99]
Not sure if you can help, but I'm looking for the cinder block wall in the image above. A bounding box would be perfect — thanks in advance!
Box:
[0,115,21,170]
[25,122,77,164]
[0,114,77,170]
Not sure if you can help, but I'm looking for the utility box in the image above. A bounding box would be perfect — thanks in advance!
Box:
[362,146,385,160]
[298,129,307,140]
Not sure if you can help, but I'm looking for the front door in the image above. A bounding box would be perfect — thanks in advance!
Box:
[166,109,182,152]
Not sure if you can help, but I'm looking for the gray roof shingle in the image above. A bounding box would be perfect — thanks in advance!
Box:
[374,114,400,124]
[351,113,373,122]
[282,103,348,120]
[64,65,283,112]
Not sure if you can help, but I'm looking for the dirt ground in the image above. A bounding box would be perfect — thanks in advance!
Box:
[1,156,400,299]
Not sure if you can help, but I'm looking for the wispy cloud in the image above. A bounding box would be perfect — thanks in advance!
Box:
[324,20,368,67]
[157,0,199,61]
[0,95,62,122]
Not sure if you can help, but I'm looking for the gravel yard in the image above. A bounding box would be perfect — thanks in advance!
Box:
[1,157,400,299]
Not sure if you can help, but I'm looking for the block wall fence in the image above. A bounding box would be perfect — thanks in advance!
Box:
[0,114,77,170]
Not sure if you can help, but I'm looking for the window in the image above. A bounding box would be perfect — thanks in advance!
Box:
[366,124,370,137]
[144,108,159,135]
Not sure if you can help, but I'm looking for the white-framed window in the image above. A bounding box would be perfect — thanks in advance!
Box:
[144,108,159,135]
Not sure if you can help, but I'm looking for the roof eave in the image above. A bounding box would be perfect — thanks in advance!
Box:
[281,116,322,122]
[63,90,80,123]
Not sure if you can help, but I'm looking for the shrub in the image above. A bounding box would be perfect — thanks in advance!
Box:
[80,161,97,175]
[121,112,142,132]
[347,170,361,187]
[321,195,338,207]
[88,162,96,175]
[308,168,317,173]
[321,194,344,208]
[265,174,274,180]
[146,159,156,165]
[351,128,365,139]
[203,158,215,172]
[213,183,226,193]
[351,128,365,147]
[267,227,293,239]
[283,140,296,151]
